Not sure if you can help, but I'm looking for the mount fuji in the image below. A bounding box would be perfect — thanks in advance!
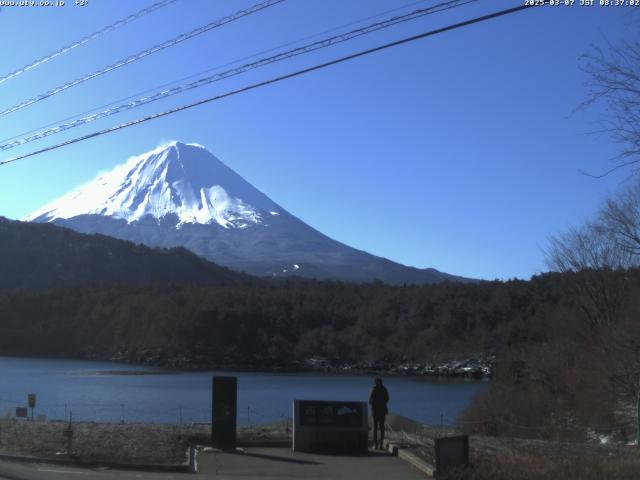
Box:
[26,142,466,284]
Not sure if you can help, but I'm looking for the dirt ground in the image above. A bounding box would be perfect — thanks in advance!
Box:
[0,418,290,466]
[1,415,637,475]
[383,415,640,480]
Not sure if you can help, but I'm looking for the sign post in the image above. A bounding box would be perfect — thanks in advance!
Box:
[211,376,237,450]
[435,435,469,480]
[28,393,36,421]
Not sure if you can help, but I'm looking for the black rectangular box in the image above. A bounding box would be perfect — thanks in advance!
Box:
[212,376,237,449]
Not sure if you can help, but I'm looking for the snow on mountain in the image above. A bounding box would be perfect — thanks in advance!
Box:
[25,141,469,284]
[25,141,280,229]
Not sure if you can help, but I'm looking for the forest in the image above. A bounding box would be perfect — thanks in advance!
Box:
[0,267,633,370]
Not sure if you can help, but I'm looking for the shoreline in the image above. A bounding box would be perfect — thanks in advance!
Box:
[102,350,496,379]
[0,352,495,379]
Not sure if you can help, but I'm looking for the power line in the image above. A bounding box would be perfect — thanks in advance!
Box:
[0,0,180,86]
[0,0,477,151]
[0,0,285,118]
[0,0,478,152]
[0,0,434,146]
[0,3,535,167]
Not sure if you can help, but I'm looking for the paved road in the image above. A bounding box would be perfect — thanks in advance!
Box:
[0,447,426,480]
[198,447,426,479]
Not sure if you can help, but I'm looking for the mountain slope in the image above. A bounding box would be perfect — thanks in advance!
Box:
[27,141,468,284]
[27,142,278,229]
[0,217,253,290]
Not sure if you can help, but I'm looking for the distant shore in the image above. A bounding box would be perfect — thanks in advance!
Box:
[99,351,496,379]
[0,351,495,379]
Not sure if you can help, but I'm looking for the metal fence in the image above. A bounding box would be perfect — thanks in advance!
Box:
[0,396,291,427]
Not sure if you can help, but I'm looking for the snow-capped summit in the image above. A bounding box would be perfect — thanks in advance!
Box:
[26,141,468,284]
[26,141,280,229]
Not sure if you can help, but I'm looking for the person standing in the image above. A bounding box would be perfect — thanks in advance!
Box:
[368,377,389,450]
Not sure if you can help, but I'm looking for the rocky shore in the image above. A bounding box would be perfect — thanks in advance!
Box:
[102,349,495,379]
[297,354,495,378]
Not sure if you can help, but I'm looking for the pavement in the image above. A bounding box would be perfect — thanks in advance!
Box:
[0,447,427,480]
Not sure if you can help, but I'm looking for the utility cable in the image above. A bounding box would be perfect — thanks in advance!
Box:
[0,3,536,167]
[0,0,180,86]
[0,0,478,152]
[0,0,433,146]
[0,0,285,118]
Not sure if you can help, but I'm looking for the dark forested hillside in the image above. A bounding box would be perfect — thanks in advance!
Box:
[1,270,635,373]
[0,217,254,290]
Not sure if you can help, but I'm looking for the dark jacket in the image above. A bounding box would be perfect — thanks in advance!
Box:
[368,384,389,418]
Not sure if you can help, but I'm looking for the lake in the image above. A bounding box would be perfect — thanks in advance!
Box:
[0,357,487,426]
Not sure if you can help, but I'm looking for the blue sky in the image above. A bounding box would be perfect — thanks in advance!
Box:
[0,0,634,280]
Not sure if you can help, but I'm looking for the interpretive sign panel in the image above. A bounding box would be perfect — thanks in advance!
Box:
[299,400,364,428]
[293,400,368,453]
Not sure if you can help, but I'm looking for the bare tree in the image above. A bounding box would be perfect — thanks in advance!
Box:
[580,30,640,177]
[546,184,640,444]
[601,181,640,255]
[606,316,640,401]
[539,23,640,445]
[546,221,634,272]
[546,222,631,329]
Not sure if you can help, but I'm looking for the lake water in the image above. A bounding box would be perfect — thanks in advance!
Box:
[0,357,487,426]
